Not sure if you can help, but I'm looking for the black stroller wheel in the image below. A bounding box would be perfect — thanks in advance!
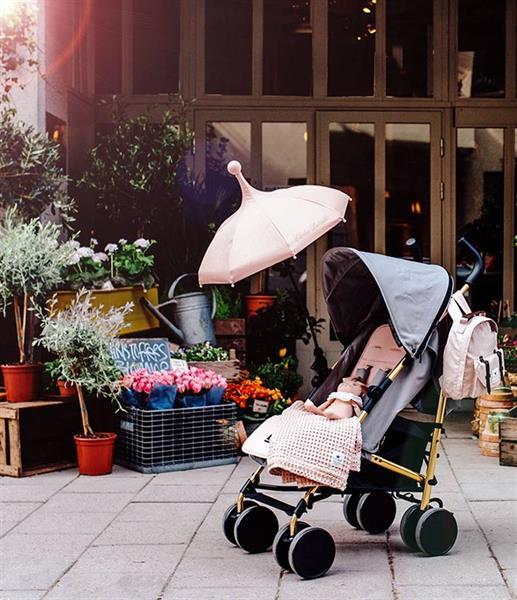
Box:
[222,500,257,545]
[415,508,458,556]
[272,521,310,571]
[234,505,279,553]
[288,527,336,579]
[399,505,422,551]
[356,492,397,534]
[343,493,363,528]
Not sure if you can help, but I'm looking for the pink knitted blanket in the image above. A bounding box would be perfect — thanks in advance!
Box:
[267,401,362,490]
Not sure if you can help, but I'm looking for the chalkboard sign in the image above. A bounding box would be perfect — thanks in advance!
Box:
[111,338,171,374]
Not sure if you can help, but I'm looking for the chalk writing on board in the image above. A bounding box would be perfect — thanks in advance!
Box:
[111,338,171,373]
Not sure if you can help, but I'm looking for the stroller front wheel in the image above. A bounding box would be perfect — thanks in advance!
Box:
[415,508,458,556]
[343,493,363,529]
[234,505,279,553]
[399,504,422,551]
[272,521,310,571]
[222,500,257,546]
[356,492,397,534]
[288,526,336,579]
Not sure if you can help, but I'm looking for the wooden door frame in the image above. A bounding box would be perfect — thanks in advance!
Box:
[314,109,444,354]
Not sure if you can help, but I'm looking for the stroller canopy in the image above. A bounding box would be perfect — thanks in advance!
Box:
[322,248,452,358]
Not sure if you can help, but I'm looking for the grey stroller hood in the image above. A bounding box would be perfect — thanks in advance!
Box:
[315,248,453,454]
[322,248,452,358]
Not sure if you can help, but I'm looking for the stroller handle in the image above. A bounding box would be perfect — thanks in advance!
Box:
[458,237,484,290]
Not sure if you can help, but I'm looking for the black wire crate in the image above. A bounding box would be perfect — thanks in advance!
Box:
[115,403,239,473]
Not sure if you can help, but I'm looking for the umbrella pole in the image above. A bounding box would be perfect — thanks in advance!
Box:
[284,262,330,389]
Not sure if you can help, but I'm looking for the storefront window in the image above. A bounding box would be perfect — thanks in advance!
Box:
[205,0,252,95]
[133,0,179,94]
[94,0,121,94]
[386,0,433,97]
[205,122,252,224]
[262,123,308,293]
[328,122,375,251]
[456,128,504,311]
[457,0,505,98]
[263,0,312,96]
[385,124,431,260]
[328,0,375,96]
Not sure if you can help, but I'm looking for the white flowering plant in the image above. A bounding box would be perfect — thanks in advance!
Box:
[62,238,155,290]
[0,209,77,363]
[36,290,133,436]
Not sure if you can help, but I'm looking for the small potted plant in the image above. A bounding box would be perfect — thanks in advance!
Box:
[54,238,159,334]
[253,357,303,401]
[224,377,288,423]
[36,290,133,475]
[0,209,76,402]
[44,360,77,397]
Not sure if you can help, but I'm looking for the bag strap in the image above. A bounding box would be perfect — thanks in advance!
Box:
[448,291,472,322]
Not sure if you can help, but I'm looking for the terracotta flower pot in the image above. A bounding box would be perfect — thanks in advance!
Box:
[1,363,42,403]
[74,432,117,476]
[57,379,77,398]
[245,294,276,319]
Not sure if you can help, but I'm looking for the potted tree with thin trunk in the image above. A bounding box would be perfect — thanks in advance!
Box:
[0,209,76,402]
[36,290,133,475]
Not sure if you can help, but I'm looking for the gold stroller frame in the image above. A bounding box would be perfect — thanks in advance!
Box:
[224,282,473,579]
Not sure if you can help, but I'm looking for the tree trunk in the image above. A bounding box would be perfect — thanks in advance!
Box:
[76,384,94,437]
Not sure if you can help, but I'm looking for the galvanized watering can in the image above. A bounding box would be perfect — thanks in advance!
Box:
[165,273,217,346]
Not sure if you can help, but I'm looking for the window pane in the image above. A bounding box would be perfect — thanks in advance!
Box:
[205,0,252,95]
[263,0,312,96]
[386,0,433,97]
[328,0,375,96]
[94,0,121,94]
[457,0,505,98]
[328,123,375,251]
[385,124,430,260]
[456,128,504,312]
[262,123,308,293]
[262,123,307,189]
[133,0,179,94]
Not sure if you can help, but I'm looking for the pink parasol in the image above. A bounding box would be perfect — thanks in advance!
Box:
[198,161,350,285]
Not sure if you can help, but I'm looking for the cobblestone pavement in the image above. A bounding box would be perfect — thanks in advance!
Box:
[0,416,516,600]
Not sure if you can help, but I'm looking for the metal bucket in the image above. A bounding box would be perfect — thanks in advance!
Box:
[167,274,216,346]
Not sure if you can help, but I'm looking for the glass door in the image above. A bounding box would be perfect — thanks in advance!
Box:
[315,111,443,357]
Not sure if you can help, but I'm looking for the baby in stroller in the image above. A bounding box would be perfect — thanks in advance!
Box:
[304,367,371,419]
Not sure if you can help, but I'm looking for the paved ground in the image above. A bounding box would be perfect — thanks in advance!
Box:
[0,416,516,600]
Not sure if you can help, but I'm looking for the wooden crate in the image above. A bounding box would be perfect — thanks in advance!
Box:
[214,319,246,365]
[499,416,517,467]
[0,396,116,477]
[187,355,242,383]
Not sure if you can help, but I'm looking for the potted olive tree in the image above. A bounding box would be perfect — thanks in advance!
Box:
[0,209,76,402]
[37,290,133,476]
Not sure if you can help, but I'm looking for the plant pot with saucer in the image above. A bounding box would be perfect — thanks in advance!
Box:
[36,290,133,476]
[0,211,78,403]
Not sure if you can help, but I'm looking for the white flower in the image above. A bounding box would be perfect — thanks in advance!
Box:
[134,238,150,249]
[92,252,108,263]
[68,252,80,265]
[105,243,118,254]
[70,240,81,250]
[77,247,94,258]
[118,238,127,245]
[90,238,98,247]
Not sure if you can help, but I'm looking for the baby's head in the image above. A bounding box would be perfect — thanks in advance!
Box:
[337,377,367,396]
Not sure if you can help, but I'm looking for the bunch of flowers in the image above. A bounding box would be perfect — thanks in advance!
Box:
[173,367,227,395]
[224,377,288,419]
[62,238,155,291]
[172,342,229,362]
[121,368,177,395]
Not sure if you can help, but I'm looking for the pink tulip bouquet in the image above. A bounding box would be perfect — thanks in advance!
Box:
[120,367,227,410]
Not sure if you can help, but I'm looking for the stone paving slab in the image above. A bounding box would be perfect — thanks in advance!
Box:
[0,416,514,599]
